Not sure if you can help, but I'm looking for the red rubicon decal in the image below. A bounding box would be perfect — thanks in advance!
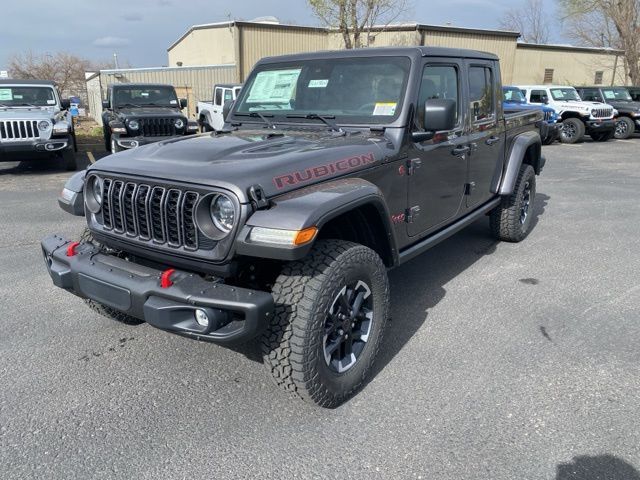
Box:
[273,152,376,189]
[391,213,406,224]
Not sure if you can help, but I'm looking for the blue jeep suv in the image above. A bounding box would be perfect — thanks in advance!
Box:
[503,86,559,145]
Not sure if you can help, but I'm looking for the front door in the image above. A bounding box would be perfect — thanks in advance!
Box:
[408,60,468,237]
[465,60,504,208]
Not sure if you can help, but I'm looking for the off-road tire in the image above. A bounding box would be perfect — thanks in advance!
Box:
[62,147,78,171]
[560,118,585,144]
[79,228,143,325]
[542,135,556,146]
[614,116,635,140]
[490,164,536,243]
[261,239,390,408]
[199,116,212,133]
[590,130,615,142]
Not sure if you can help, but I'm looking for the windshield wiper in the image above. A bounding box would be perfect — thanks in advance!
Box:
[286,113,344,133]
[235,112,277,129]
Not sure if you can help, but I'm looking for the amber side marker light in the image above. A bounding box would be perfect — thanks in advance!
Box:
[248,226,318,247]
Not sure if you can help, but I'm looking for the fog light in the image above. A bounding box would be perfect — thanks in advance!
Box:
[195,309,209,327]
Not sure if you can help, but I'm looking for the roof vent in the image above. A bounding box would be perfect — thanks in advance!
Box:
[249,16,280,25]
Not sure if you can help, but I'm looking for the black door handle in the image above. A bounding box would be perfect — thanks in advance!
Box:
[486,136,501,146]
[451,145,470,157]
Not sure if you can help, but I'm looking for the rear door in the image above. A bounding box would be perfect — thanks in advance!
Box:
[407,59,468,236]
[211,87,224,130]
[465,60,503,208]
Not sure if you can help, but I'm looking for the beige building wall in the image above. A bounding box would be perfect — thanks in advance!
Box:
[512,44,625,86]
[239,25,328,80]
[168,26,236,67]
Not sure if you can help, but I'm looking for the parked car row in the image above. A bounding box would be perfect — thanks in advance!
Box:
[503,84,640,144]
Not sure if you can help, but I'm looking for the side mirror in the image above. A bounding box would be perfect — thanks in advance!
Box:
[102,100,110,109]
[222,100,235,120]
[179,98,188,109]
[412,99,457,142]
[541,95,549,104]
[60,98,71,109]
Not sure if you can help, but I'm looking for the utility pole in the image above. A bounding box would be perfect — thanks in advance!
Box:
[113,52,119,69]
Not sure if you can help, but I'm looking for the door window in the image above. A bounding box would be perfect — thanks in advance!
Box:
[214,88,223,106]
[529,89,547,103]
[417,65,459,130]
[468,66,495,122]
[581,89,602,102]
[223,89,234,103]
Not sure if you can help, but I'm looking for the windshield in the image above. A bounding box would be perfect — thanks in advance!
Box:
[550,88,581,101]
[113,86,178,107]
[601,88,633,101]
[234,56,411,125]
[0,86,57,107]
[503,87,526,103]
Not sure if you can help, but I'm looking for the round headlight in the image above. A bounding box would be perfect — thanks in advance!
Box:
[38,120,51,131]
[128,120,139,130]
[210,194,235,233]
[175,119,185,129]
[85,176,103,213]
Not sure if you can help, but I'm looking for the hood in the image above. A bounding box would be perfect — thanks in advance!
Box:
[605,99,640,112]
[114,106,184,118]
[554,100,613,113]
[89,129,392,201]
[0,106,59,120]
[504,103,554,113]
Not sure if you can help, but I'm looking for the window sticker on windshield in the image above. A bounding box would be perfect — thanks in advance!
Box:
[0,89,12,101]
[308,79,329,88]
[247,69,301,103]
[170,99,177,104]
[140,92,149,97]
[603,91,615,99]
[13,94,23,99]
[373,102,397,116]
[47,99,56,105]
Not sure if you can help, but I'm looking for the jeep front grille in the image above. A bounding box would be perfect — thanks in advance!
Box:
[543,110,553,121]
[592,108,612,119]
[101,179,200,250]
[0,120,39,141]
[137,118,177,137]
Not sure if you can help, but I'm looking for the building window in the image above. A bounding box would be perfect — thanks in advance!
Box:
[594,71,604,85]
[543,68,554,84]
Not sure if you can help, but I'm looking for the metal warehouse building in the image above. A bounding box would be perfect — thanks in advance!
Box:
[86,19,626,123]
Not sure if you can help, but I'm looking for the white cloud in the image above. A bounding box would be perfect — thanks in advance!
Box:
[92,37,131,48]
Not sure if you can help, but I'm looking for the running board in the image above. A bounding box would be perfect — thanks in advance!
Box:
[397,198,501,265]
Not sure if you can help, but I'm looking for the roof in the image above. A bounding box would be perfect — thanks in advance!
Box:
[168,20,327,51]
[215,83,243,88]
[108,83,176,88]
[167,19,520,51]
[0,79,56,86]
[517,42,624,55]
[100,64,235,74]
[256,46,499,64]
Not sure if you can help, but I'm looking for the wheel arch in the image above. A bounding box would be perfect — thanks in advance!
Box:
[497,130,543,196]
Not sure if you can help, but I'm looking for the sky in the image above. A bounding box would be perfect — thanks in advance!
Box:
[0,0,562,70]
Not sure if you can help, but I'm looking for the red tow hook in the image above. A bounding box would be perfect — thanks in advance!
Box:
[66,241,80,257]
[160,268,176,289]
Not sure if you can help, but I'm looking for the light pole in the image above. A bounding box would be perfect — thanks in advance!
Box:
[113,52,119,69]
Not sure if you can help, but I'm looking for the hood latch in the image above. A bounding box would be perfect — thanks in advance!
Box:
[249,184,269,210]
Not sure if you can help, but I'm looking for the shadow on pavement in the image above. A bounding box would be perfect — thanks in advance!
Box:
[556,454,640,480]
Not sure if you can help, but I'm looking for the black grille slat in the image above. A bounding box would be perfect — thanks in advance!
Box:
[150,187,166,243]
[182,192,199,250]
[96,178,207,250]
[111,181,125,232]
[138,118,177,137]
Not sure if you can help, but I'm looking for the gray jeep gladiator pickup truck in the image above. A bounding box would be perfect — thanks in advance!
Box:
[102,83,198,153]
[0,79,78,170]
[42,47,545,407]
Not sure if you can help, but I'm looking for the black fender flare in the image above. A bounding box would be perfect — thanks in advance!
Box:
[497,130,542,196]
[234,178,397,263]
[58,170,87,216]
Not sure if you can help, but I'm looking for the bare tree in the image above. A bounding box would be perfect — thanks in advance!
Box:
[308,0,411,48]
[499,0,550,44]
[7,51,111,96]
[560,0,639,84]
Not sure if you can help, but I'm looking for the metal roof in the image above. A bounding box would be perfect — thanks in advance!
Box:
[0,79,56,86]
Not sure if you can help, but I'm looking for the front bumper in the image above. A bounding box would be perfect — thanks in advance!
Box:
[0,134,71,158]
[541,122,560,143]
[114,132,197,149]
[585,119,615,132]
[41,234,274,345]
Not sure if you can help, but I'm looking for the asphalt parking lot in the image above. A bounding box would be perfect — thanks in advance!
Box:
[1,139,639,480]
